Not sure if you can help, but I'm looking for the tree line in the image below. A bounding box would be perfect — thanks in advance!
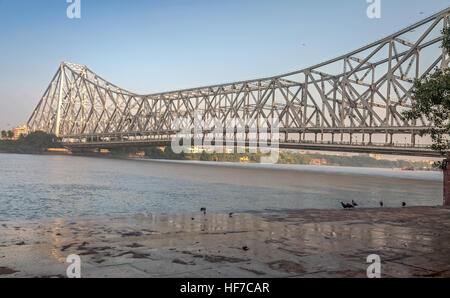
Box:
[0,131,61,154]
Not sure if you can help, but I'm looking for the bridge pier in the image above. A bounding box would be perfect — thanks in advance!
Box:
[444,153,450,206]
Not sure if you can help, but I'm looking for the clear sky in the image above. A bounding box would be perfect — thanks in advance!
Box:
[0,0,449,129]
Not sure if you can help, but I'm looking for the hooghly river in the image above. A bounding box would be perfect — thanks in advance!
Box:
[0,153,443,221]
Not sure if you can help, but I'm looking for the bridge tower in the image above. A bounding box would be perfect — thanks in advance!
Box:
[54,63,65,137]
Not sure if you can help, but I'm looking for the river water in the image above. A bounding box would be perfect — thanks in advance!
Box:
[0,153,443,221]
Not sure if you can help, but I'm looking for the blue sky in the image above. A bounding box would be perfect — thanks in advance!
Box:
[0,0,449,129]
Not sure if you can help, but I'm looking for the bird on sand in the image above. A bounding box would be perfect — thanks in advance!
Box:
[200,207,206,215]
[352,200,358,207]
[229,212,234,218]
[341,202,354,209]
[402,202,406,207]
[379,201,384,207]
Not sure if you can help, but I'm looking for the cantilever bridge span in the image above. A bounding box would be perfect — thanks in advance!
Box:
[27,8,450,157]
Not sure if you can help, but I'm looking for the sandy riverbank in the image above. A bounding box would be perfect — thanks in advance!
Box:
[0,206,449,278]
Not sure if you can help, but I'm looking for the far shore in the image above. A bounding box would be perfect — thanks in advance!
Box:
[0,148,442,173]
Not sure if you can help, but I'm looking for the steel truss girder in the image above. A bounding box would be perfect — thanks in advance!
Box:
[27,8,450,149]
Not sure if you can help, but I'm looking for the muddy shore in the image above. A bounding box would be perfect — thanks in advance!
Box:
[0,206,449,278]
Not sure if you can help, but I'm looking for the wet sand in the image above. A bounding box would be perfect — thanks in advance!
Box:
[0,206,449,278]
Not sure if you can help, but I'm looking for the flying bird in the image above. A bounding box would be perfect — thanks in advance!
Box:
[200,207,206,215]
[352,200,358,207]
[379,201,384,207]
[402,202,406,207]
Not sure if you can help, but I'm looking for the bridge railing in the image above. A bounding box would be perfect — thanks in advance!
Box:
[61,133,432,149]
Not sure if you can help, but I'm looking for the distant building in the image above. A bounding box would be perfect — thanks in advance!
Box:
[309,158,327,166]
[128,151,145,158]
[369,153,383,160]
[190,146,204,154]
[190,146,224,154]
[13,125,28,140]
[239,156,249,163]
[47,148,69,152]
[223,147,235,154]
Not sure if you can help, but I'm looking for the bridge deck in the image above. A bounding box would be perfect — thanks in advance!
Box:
[62,139,442,157]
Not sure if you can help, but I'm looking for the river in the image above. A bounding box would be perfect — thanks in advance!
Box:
[0,153,442,221]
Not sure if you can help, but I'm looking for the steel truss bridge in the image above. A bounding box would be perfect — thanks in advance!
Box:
[27,8,450,157]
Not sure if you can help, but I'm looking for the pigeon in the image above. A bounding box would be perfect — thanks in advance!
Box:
[402,202,406,207]
[341,202,354,209]
[200,207,206,215]
[380,201,384,207]
[351,200,358,207]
